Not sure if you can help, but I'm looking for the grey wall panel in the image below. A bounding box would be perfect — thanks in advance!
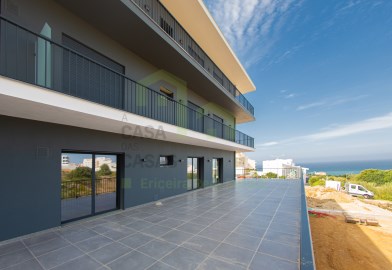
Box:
[0,115,235,241]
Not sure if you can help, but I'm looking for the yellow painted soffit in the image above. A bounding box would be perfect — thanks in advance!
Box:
[159,0,256,94]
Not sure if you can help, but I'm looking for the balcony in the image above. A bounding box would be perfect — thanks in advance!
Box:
[0,17,254,148]
[131,0,254,116]
[53,0,255,123]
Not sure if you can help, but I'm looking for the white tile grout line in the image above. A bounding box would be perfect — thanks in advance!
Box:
[247,184,297,269]
[20,240,47,270]
[1,180,300,270]
[93,180,273,270]
[193,182,280,269]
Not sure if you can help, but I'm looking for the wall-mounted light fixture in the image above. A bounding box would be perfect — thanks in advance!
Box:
[228,160,231,162]
[178,159,183,163]
[140,158,146,162]
[207,159,211,162]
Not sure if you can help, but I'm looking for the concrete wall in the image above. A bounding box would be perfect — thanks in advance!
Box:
[0,0,236,125]
[0,115,235,241]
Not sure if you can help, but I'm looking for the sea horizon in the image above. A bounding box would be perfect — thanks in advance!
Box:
[298,159,392,176]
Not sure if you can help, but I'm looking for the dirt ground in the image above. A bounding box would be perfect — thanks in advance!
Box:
[306,186,392,270]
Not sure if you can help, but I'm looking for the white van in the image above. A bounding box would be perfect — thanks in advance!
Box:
[345,183,374,199]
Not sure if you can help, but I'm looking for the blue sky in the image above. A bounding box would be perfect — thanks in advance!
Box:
[205,0,392,163]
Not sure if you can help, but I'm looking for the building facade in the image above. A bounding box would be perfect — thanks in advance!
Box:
[0,0,255,241]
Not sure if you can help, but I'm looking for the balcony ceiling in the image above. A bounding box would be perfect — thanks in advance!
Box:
[160,0,256,94]
[55,0,254,123]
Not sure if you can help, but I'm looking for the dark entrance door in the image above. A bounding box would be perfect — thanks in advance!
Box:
[61,152,120,222]
[212,158,223,184]
[187,158,203,191]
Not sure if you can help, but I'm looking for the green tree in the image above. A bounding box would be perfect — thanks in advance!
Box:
[97,164,112,176]
[67,167,92,180]
[355,169,392,185]
[265,172,278,179]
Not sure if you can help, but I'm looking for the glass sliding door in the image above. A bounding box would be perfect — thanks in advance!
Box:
[61,153,93,222]
[61,152,119,223]
[187,158,202,191]
[212,158,222,184]
[95,155,117,214]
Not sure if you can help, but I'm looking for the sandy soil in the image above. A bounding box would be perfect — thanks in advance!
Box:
[306,186,392,269]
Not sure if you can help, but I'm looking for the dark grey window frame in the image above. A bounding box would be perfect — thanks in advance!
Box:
[160,155,174,167]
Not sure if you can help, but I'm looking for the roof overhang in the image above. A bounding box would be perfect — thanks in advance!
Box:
[160,0,256,94]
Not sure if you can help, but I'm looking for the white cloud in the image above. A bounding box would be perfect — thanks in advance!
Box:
[284,93,296,99]
[296,101,325,111]
[304,112,392,140]
[205,0,298,67]
[258,112,392,147]
[296,95,368,111]
[259,141,279,147]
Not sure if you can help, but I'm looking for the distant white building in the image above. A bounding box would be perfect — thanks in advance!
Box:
[236,153,256,170]
[262,159,308,180]
[236,153,257,177]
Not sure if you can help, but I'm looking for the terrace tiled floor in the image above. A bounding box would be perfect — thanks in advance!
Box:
[0,180,301,270]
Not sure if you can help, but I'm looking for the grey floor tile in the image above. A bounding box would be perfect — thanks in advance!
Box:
[234,224,267,238]
[0,248,34,269]
[28,238,70,257]
[75,235,113,252]
[176,222,206,234]
[119,233,154,249]
[144,215,168,224]
[59,228,98,243]
[125,220,154,231]
[210,220,239,232]
[157,218,185,229]
[258,240,299,262]
[160,230,194,245]
[82,218,109,228]
[146,261,176,270]
[137,239,177,260]
[264,230,300,247]
[182,236,220,255]
[129,212,154,219]
[37,245,81,269]
[22,232,59,247]
[2,259,44,270]
[101,226,136,241]
[197,257,246,270]
[141,225,172,237]
[0,241,25,256]
[269,222,300,236]
[224,233,261,251]
[51,255,102,270]
[107,250,156,270]
[198,227,231,242]
[161,247,207,270]
[249,252,298,270]
[211,243,254,267]
[242,217,271,228]
[189,217,215,226]
[89,242,132,264]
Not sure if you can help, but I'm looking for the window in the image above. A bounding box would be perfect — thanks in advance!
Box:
[160,155,174,167]
[358,186,366,192]
[160,87,174,99]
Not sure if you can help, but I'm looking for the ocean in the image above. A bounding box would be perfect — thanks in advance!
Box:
[299,160,392,176]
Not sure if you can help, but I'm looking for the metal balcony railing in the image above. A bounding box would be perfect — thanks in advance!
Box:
[131,0,255,116]
[0,17,254,148]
